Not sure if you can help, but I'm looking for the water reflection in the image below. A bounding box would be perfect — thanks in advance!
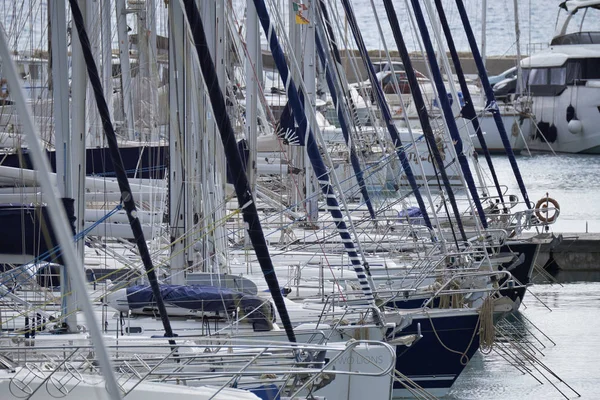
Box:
[533,269,600,284]
[446,282,600,399]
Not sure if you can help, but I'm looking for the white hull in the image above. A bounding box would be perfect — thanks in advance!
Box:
[526,84,600,153]
[0,369,260,400]
[463,108,529,155]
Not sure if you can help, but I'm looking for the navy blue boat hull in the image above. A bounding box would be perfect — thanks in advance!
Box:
[2,146,168,179]
[497,242,539,304]
[390,311,480,397]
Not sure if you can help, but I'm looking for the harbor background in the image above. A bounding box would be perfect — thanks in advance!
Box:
[2,1,600,399]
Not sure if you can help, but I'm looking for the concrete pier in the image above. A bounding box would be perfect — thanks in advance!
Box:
[261,50,519,83]
[525,233,600,271]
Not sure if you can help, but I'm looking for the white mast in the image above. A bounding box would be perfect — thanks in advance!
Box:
[135,0,152,142]
[168,0,188,285]
[214,0,229,273]
[71,0,88,266]
[115,0,136,140]
[481,0,487,71]
[481,0,487,107]
[245,1,260,254]
[289,0,304,215]
[86,0,102,147]
[201,1,216,273]
[50,0,76,332]
[246,2,259,195]
[513,0,522,94]
[148,0,159,143]
[102,0,113,122]
[304,0,318,224]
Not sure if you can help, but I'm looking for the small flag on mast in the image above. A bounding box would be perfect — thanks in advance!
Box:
[293,2,309,24]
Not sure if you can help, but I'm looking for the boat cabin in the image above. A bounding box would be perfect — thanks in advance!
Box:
[520,1,600,96]
[521,49,600,96]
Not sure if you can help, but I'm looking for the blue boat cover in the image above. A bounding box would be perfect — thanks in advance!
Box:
[398,207,426,226]
[126,285,274,331]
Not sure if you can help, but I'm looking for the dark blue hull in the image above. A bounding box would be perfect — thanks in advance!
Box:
[390,311,480,396]
[497,242,539,304]
[0,199,75,265]
[2,146,168,179]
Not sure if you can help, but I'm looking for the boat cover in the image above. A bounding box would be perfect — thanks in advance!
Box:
[126,284,274,331]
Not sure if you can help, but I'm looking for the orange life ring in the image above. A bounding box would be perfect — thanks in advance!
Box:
[0,78,8,99]
[535,196,560,223]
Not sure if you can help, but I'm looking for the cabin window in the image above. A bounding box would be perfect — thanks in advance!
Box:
[29,64,40,80]
[520,69,530,89]
[18,64,26,79]
[566,61,582,84]
[125,326,143,334]
[550,67,566,85]
[581,58,600,79]
[112,63,122,78]
[528,68,547,85]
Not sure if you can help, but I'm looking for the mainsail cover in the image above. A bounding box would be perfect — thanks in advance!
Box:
[125,285,274,331]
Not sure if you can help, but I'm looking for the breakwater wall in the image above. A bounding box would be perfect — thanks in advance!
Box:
[261,50,519,82]
[532,233,600,271]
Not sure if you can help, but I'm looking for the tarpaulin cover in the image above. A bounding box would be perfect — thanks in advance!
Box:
[126,284,273,331]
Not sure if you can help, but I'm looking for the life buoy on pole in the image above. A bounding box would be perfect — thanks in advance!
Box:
[535,194,560,223]
[0,78,9,99]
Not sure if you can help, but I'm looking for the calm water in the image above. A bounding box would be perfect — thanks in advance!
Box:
[486,154,600,233]
[7,1,600,57]
[447,277,600,399]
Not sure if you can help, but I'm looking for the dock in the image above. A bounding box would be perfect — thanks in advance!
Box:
[526,232,600,271]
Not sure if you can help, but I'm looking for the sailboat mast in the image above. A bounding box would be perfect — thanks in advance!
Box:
[115,0,135,140]
[288,0,304,216]
[513,0,523,94]
[454,0,531,209]
[246,2,259,195]
[432,0,506,204]
[50,0,77,333]
[179,0,297,343]
[168,0,188,285]
[481,0,487,72]
[314,26,376,220]
[303,1,318,224]
[409,0,489,229]
[214,0,228,273]
[68,0,177,343]
[71,0,88,266]
[102,0,113,122]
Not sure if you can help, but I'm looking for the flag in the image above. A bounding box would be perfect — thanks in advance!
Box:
[292,2,308,11]
[295,12,309,25]
[293,1,309,24]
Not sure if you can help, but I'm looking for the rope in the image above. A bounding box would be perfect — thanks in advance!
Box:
[424,309,481,366]
[479,295,496,354]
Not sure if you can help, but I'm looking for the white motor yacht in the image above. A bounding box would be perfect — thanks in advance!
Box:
[521,0,600,153]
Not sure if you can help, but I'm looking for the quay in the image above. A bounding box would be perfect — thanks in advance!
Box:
[261,50,519,82]
[527,232,600,271]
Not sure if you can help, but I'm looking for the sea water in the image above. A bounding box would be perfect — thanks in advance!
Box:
[447,276,600,399]
[442,153,600,398]
[487,153,600,233]
[7,1,600,58]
